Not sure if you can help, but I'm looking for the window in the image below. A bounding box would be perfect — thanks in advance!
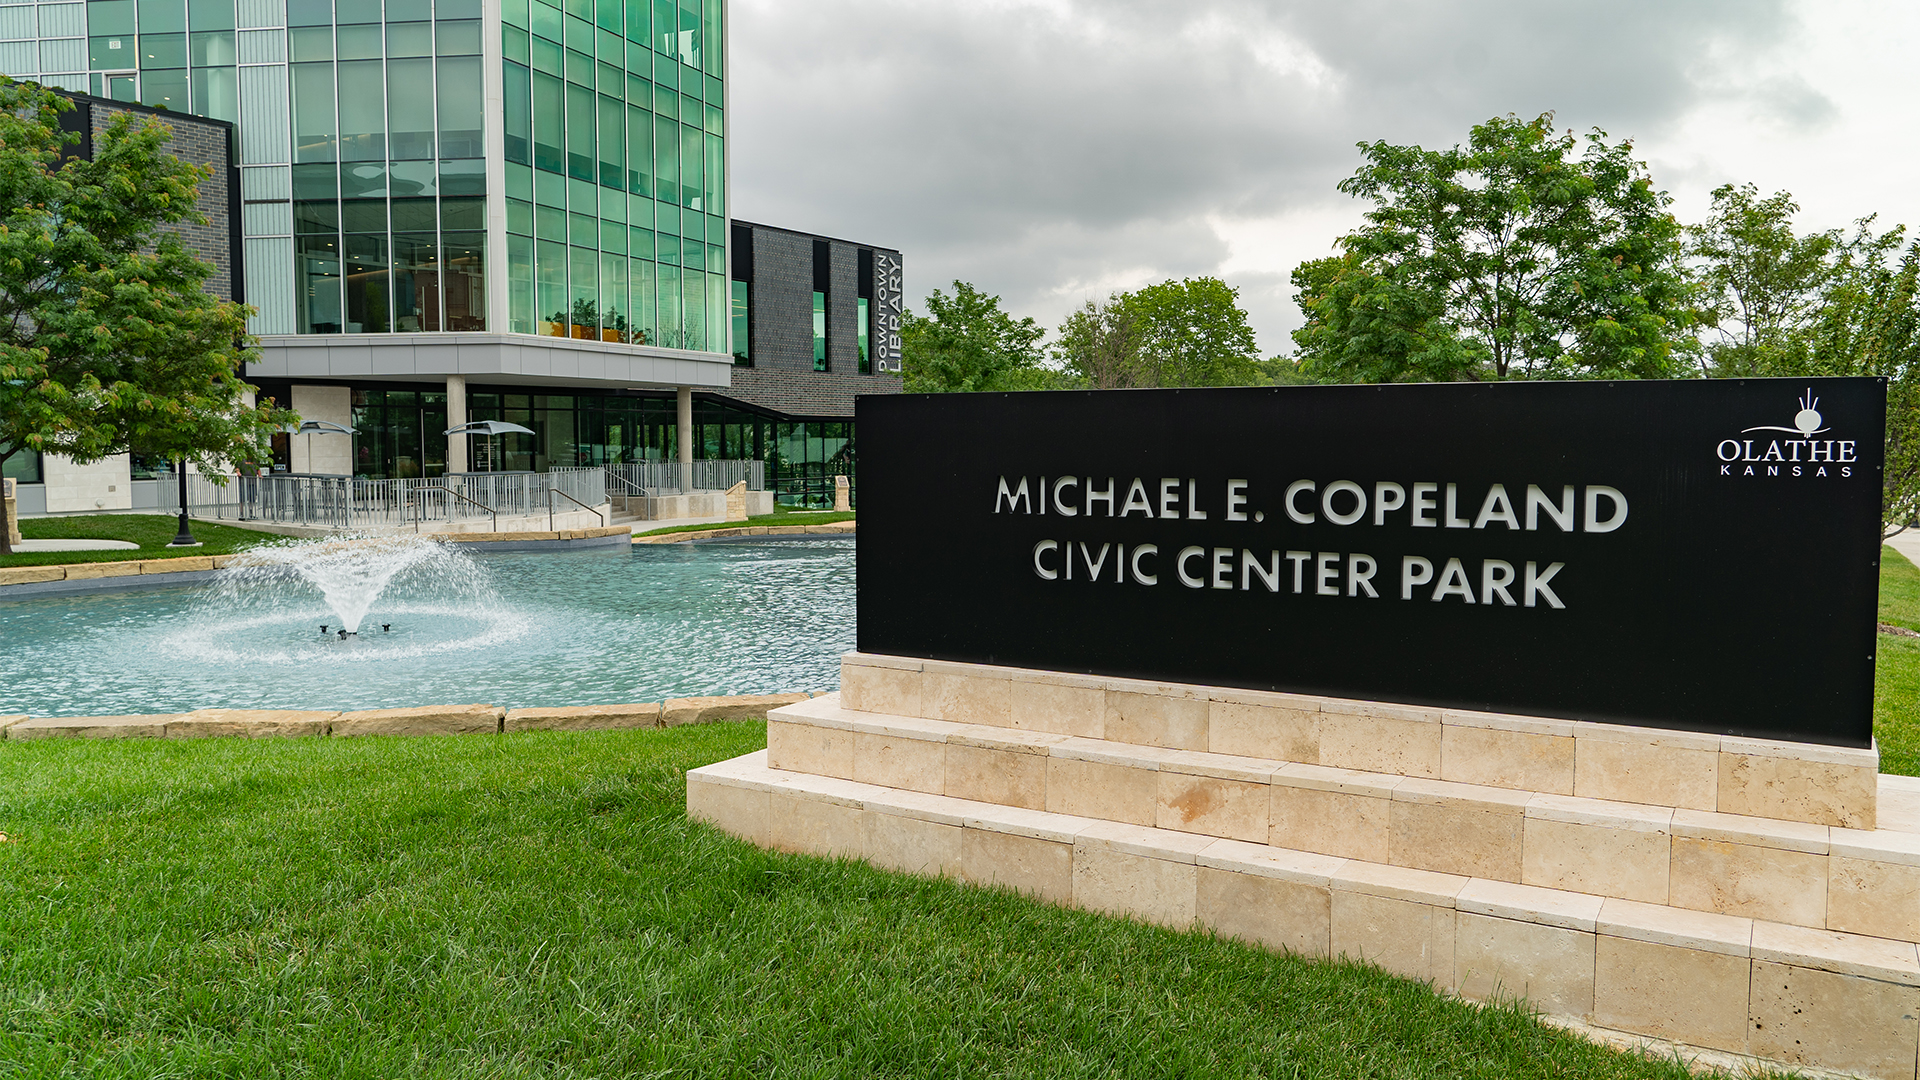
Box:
[2,451,42,485]
[812,238,830,371]
[812,290,826,371]
[857,247,873,375]
[730,280,748,365]
[856,297,869,375]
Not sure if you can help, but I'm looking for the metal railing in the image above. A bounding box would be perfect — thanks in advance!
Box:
[605,459,765,495]
[161,469,609,531]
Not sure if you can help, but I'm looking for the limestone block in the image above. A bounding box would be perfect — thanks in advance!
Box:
[1317,703,1442,778]
[852,730,946,794]
[140,556,215,574]
[661,693,808,727]
[1071,841,1198,930]
[6,714,174,739]
[1105,690,1208,751]
[1749,960,1920,1080]
[503,703,662,732]
[1829,854,1920,942]
[767,789,864,858]
[687,774,772,845]
[1331,891,1455,987]
[1194,842,1341,957]
[1440,718,1575,795]
[1270,765,1397,861]
[1717,742,1877,830]
[329,703,502,737]
[0,715,32,736]
[765,719,855,779]
[920,668,1012,727]
[840,660,921,716]
[1207,692,1320,762]
[1750,919,1920,985]
[1454,912,1595,1019]
[1573,727,1718,811]
[0,566,65,585]
[1010,679,1104,738]
[1456,878,1603,932]
[63,561,143,580]
[1330,860,1465,987]
[725,479,747,521]
[960,827,1073,904]
[1045,755,1157,826]
[832,474,850,512]
[864,810,962,878]
[944,739,1049,810]
[1593,935,1750,1053]
[1669,837,1827,926]
[1521,796,1672,904]
[1388,780,1528,881]
[1155,771,1268,843]
[166,709,335,738]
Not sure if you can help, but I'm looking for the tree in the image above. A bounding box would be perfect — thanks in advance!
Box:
[900,281,1048,393]
[1685,184,1920,536]
[1053,295,1144,389]
[1122,276,1261,387]
[1292,112,1701,383]
[0,78,285,478]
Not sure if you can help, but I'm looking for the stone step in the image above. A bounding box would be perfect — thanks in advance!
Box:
[837,652,1879,830]
[767,693,1920,946]
[689,749,1920,1080]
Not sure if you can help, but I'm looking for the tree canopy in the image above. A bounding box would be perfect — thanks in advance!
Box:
[1052,276,1260,389]
[1292,112,1701,383]
[0,77,287,475]
[900,281,1050,393]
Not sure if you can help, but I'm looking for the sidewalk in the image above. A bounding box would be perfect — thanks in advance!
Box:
[1889,531,1920,567]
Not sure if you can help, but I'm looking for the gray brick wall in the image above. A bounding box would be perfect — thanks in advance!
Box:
[82,97,235,300]
[733,220,903,419]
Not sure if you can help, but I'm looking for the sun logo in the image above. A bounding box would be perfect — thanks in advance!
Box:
[1743,388,1830,438]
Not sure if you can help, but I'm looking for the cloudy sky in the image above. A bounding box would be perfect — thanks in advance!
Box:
[728,0,1920,358]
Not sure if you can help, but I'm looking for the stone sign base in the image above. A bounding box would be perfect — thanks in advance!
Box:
[689,654,1920,1079]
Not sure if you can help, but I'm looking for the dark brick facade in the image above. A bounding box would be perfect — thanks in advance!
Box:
[730,219,902,419]
[59,93,238,301]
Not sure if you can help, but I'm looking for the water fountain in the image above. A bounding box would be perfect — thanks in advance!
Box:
[0,534,858,716]
[222,534,472,636]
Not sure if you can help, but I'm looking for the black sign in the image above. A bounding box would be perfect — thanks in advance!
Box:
[857,379,1886,747]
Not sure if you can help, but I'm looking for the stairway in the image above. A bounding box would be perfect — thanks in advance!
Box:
[691,654,1920,1079]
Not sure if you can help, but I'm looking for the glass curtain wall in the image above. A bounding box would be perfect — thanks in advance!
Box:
[87,0,237,119]
[287,0,488,335]
[463,390,849,507]
[499,0,727,352]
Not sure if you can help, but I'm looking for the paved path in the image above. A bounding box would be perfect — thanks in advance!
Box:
[10,539,139,551]
[1888,531,1920,567]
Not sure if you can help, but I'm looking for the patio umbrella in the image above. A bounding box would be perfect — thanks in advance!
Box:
[444,420,534,471]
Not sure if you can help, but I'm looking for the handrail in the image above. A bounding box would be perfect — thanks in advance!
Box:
[548,486,606,529]
[443,486,497,531]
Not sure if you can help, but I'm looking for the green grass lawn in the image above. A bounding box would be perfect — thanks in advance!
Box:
[1878,545,1920,774]
[0,725,1750,1080]
[633,509,855,538]
[3,514,280,568]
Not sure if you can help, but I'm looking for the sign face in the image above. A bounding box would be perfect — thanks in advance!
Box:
[871,252,905,373]
[857,379,1887,747]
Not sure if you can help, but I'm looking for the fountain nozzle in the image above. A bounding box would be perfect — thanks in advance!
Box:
[382,624,391,632]
[337,629,355,640]
[319,625,329,635]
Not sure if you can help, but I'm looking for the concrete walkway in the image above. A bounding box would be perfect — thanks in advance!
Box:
[1888,531,1920,567]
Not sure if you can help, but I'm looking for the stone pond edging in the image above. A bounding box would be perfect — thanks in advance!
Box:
[633,521,855,544]
[0,693,823,742]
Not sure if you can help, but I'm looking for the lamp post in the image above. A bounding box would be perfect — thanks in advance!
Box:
[168,458,197,546]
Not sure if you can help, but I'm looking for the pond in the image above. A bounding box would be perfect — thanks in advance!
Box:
[0,537,856,717]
